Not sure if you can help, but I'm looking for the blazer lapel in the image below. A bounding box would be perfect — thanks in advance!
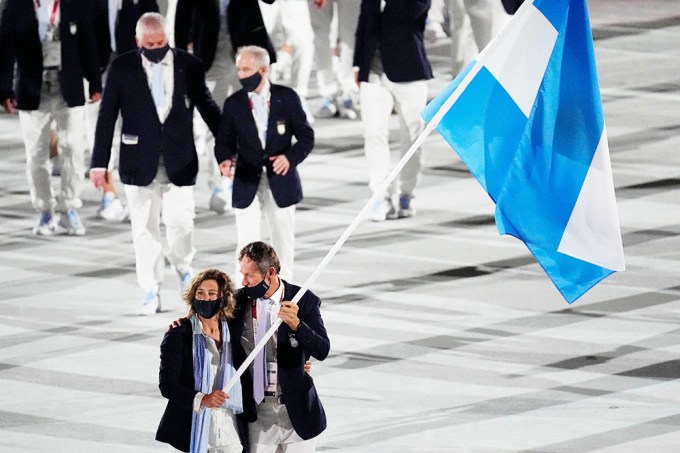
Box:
[169,49,184,119]
[241,91,264,151]
[134,52,161,123]
[266,90,280,150]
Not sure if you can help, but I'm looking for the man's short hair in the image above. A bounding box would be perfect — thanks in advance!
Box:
[237,45,270,70]
[136,12,166,38]
[238,241,281,276]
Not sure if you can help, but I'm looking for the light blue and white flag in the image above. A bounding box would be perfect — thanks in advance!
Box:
[421,0,624,303]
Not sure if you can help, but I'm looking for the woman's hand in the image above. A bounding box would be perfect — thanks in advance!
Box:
[201,390,230,408]
[304,360,312,374]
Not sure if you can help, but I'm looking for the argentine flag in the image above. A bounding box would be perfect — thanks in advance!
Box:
[422,0,624,303]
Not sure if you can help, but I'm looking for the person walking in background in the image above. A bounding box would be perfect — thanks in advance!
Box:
[259,0,316,123]
[310,0,361,120]
[215,45,313,283]
[354,0,433,222]
[87,0,160,222]
[0,0,102,236]
[90,13,221,315]
[173,0,277,216]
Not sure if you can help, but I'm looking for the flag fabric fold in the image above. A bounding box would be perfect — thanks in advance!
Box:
[422,0,624,303]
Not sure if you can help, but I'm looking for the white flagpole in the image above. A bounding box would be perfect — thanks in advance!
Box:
[221,6,522,392]
[222,118,442,393]
[223,4,539,393]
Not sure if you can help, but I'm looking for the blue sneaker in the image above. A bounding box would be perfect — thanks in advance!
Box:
[208,182,232,215]
[398,194,415,218]
[138,290,160,315]
[32,211,55,236]
[315,98,337,119]
[56,208,86,236]
[336,95,358,120]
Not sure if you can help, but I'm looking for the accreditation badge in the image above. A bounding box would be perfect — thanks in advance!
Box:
[266,362,278,392]
[276,120,286,135]
[69,22,77,35]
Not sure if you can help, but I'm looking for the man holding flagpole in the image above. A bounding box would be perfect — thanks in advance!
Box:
[234,241,329,453]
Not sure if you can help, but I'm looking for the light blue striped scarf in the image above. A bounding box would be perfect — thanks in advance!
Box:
[190,316,243,453]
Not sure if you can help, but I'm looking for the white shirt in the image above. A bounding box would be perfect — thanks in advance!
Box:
[141,49,174,122]
[36,0,61,68]
[248,79,271,148]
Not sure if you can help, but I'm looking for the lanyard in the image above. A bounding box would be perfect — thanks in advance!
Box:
[50,0,60,26]
[35,0,60,25]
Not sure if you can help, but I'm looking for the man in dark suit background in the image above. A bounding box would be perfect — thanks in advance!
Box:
[173,0,277,215]
[215,45,313,283]
[84,0,159,222]
[0,0,102,236]
[94,0,160,69]
[235,241,329,452]
[354,0,433,222]
[90,12,221,315]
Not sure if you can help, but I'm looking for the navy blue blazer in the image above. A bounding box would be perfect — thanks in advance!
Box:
[354,0,433,83]
[92,0,159,71]
[232,281,330,441]
[0,0,102,109]
[92,49,221,187]
[174,0,277,71]
[156,320,250,453]
[214,84,314,209]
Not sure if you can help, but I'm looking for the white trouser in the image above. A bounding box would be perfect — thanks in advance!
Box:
[260,0,315,98]
[250,400,315,453]
[18,78,86,213]
[234,174,295,282]
[310,0,361,98]
[195,32,239,188]
[446,0,495,74]
[359,73,428,199]
[85,99,121,172]
[124,182,195,292]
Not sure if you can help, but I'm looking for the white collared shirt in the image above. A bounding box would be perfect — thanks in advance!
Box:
[36,0,61,68]
[141,49,174,122]
[247,79,271,148]
[257,278,283,328]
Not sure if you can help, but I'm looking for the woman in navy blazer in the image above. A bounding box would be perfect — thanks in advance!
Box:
[156,269,249,452]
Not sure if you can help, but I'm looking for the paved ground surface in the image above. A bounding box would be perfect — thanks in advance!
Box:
[1,1,680,451]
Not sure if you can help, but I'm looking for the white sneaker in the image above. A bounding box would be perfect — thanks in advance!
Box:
[138,291,161,315]
[99,195,128,221]
[55,209,86,236]
[369,198,394,222]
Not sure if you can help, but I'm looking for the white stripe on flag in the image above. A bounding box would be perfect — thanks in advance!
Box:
[558,127,625,271]
[484,4,558,118]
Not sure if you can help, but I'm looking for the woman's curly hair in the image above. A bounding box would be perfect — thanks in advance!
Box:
[183,269,237,320]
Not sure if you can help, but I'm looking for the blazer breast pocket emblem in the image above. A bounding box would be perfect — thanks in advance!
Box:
[276,121,286,135]
[121,134,139,145]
